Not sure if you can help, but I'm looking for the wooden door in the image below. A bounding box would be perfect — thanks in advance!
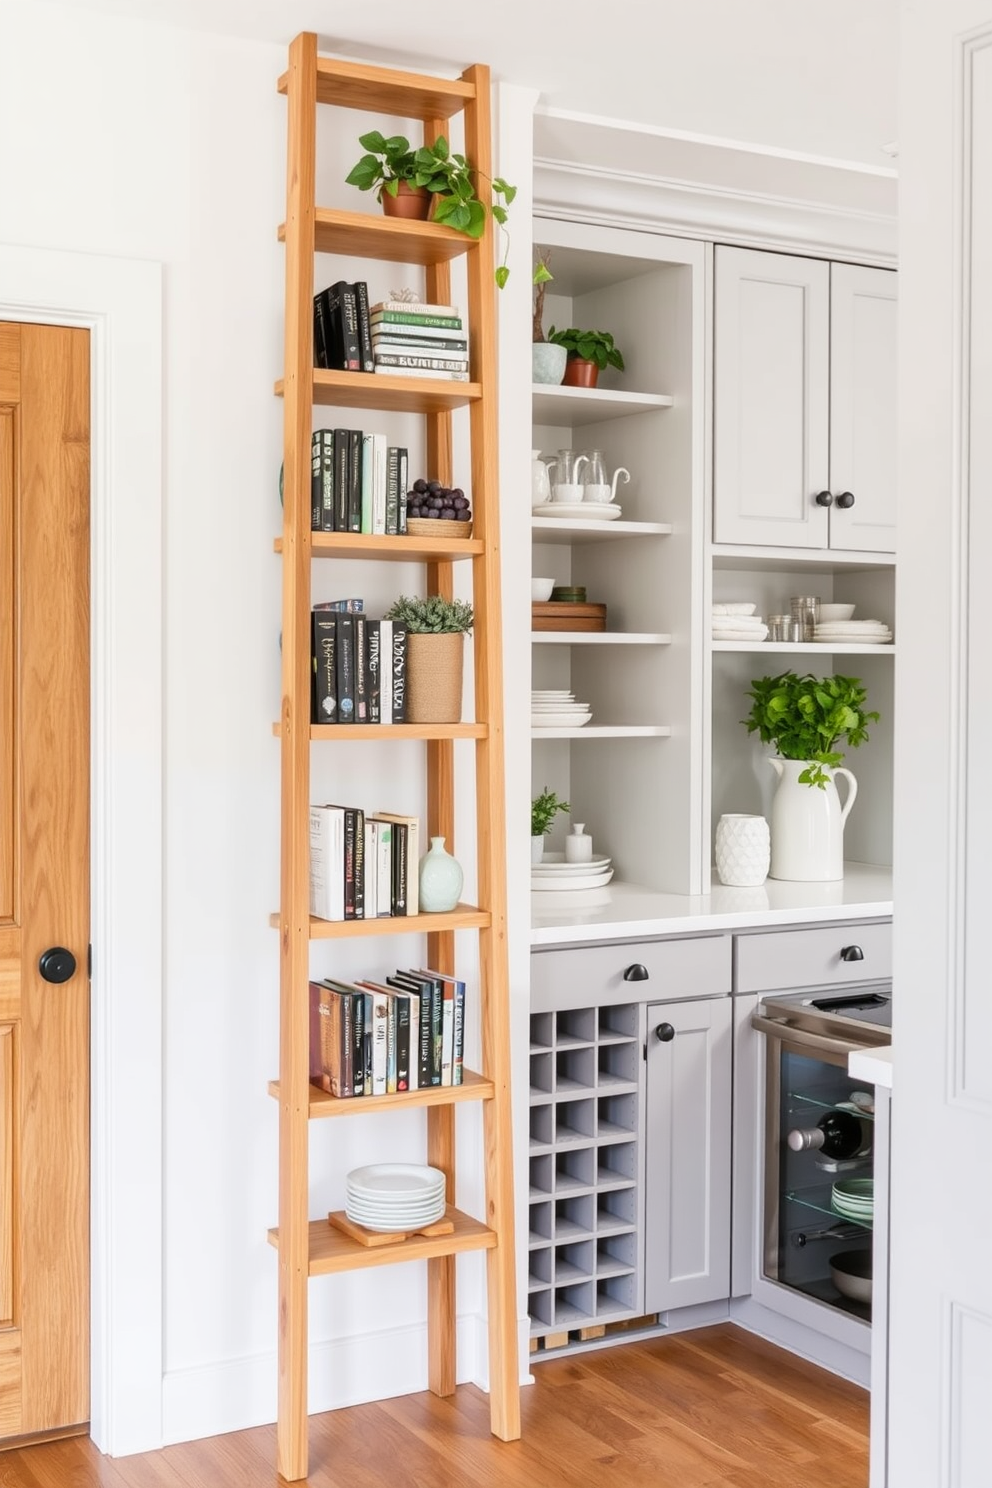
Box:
[713,246,830,548]
[643,996,731,1313]
[0,321,90,1440]
[828,263,898,555]
[890,5,992,1484]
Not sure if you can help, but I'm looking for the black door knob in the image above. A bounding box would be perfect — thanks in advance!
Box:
[39,947,77,984]
[655,1022,676,1042]
[623,964,649,982]
[840,945,864,962]
[835,490,855,509]
[814,490,834,507]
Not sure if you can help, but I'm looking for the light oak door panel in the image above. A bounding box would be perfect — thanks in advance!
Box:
[714,247,830,548]
[829,263,898,554]
[0,320,90,1439]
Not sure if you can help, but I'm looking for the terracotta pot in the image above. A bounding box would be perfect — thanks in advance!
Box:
[562,357,600,389]
[381,181,432,220]
[405,632,465,723]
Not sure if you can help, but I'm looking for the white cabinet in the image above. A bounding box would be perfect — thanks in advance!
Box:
[643,995,732,1313]
[714,247,897,555]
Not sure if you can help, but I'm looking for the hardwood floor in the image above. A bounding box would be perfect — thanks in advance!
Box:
[0,1325,868,1487]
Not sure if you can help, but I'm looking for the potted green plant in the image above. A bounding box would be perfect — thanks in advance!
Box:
[547,326,625,389]
[531,787,570,864]
[532,250,566,385]
[741,672,879,882]
[345,132,516,286]
[384,594,474,723]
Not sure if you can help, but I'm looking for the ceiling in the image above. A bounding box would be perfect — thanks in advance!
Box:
[73,0,898,169]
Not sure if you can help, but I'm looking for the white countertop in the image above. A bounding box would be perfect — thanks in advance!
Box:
[848,1045,893,1090]
[530,861,893,946]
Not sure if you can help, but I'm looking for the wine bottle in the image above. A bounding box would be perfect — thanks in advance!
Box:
[787,1108,870,1160]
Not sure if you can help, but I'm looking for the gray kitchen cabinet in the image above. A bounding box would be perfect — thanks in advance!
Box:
[643,995,732,1313]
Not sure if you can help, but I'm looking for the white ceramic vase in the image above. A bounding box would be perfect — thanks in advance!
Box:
[564,823,593,863]
[418,836,464,912]
[532,341,568,385]
[531,834,545,864]
[714,814,770,887]
[768,758,858,882]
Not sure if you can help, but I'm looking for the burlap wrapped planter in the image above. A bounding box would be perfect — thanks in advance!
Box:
[405,631,465,723]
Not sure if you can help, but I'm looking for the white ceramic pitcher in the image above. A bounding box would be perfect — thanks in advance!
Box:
[768,758,858,882]
[531,449,553,506]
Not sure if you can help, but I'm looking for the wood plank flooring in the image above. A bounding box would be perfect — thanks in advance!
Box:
[0,1324,868,1487]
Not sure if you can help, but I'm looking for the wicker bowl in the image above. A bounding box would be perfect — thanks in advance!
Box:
[406,517,473,539]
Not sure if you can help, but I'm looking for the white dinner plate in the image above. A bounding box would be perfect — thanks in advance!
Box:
[532,714,593,728]
[532,502,623,521]
[533,853,612,872]
[531,868,614,891]
[346,1163,445,1197]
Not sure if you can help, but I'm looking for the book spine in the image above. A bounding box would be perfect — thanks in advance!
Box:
[453,981,465,1085]
[363,818,377,920]
[397,449,408,535]
[352,806,364,919]
[313,293,329,369]
[335,614,355,723]
[371,302,460,320]
[394,992,410,1091]
[385,447,400,536]
[312,598,364,613]
[371,990,388,1095]
[391,821,408,915]
[347,428,362,533]
[311,430,322,530]
[366,620,380,724]
[373,364,469,382]
[333,428,349,532]
[334,281,361,370]
[354,280,374,373]
[320,430,335,532]
[370,312,463,329]
[354,617,368,723]
[308,806,344,920]
[375,820,392,916]
[405,989,419,1091]
[342,807,357,920]
[309,981,330,1091]
[370,335,469,353]
[440,982,454,1087]
[374,353,469,372]
[391,623,407,724]
[378,621,392,723]
[311,611,336,724]
[362,991,373,1095]
[350,992,364,1096]
[320,287,340,368]
[360,432,374,533]
[340,989,354,1096]
[429,979,443,1085]
[370,433,388,535]
[385,992,397,1094]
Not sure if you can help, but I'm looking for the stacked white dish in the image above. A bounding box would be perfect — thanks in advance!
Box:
[813,619,892,644]
[531,502,623,522]
[712,601,768,642]
[531,850,614,892]
[345,1163,447,1233]
[531,690,593,728]
[830,1177,874,1224]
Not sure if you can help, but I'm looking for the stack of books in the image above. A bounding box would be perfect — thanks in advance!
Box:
[309,803,419,921]
[311,601,407,726]
[371,299,469,382]
[314,280,374,373]
[309,427,408,534]
[309,968,466,1097]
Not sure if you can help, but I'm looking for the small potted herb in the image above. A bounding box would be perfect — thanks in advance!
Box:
[384,595,474,723]
[547,326,625,389]
[532,250,566,385]
[531,787,570,863]
[345,132,516,286]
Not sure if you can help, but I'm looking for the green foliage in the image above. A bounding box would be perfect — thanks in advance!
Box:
[742,672,880,788]
[345,131,516,286]
[531,787,570,838]
[532,248,553,342]
[384,594,474,634]
[547,325,625,372]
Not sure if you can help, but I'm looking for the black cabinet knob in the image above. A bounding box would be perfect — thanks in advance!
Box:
[840,945,864,962]
[814,490,834,507]
[655,1022,676,1042]
[39,946,77,984]
[835,490,855,509]
[623,964,649,982]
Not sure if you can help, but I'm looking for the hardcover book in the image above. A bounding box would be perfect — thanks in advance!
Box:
[416,970,468,1087]
[313,294,330,370]
[368,817,392,916]
[354,280,375,373]
[335,614,356,723]
[309,981,341,1095]
[347,428,363,533]
[360,432,374,533]
[320,429,335,532]
[311,610,337,724]
[333,429,349,533]
[370,433,388,535]
[374,353,469,373]
[370,331,469,351]
[311,429,322,530]
[390,623,407,725]
[308,805,345,920]
[378,620,392,722]
[370,310,463,331]
[375,810,418,914]
[397,449,409,535]
[362,817,378,920]
[365,619,381,724]
[326,281,361,370]
[370,298,460,317]
[373,364,470,382]
[354,616,368,723]
[385,446,400,535]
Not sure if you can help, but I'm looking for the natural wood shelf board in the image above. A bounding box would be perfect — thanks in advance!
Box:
[274,533,483,562]
[275,371,482,414]
[532,519,673,544]
[532,385,673,426]
[266,1206,496,1276]
[271,722,487,739]
[268,904,492,937]
[277,57,475,118]
[268,1068,495,1115]
[278,210,475,265]
[531,632,672,646]
[711,641,895,655]
[531,725,673,739]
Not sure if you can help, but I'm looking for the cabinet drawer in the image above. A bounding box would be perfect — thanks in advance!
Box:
[531,935,731,1013]
[734,921,892,994]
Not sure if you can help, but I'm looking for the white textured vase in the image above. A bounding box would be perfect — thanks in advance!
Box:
[768,758,858,882]
[714,814,770,887]
[418,836,464,912]
[532,341,568,385]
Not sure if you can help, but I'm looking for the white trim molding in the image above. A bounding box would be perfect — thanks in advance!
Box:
[0,243,164,1456]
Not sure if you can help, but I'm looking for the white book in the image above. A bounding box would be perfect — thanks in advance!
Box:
[373,364,469,382]
[375,812,419,915]
[370,432,388,535]
[308,805,344,920]
[378,622,392,723]
[371,331,469,350]
[405,986,420,1091]
[363,819,378,920]
[368,817,393,914]
[355,984,389,1096]
[371,299,459,317]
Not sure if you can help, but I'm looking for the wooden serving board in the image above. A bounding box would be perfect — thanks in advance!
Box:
[327,1210,455,1248]
[532,601,607,633]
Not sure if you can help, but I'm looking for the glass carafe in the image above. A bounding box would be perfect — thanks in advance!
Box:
[551,449,589,502]
[581,449,610,502]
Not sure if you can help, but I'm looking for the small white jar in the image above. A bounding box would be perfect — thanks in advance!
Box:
[714,814,770,887]
[564,823,593,863]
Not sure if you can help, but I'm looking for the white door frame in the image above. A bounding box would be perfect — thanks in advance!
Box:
[0,243,164,1456]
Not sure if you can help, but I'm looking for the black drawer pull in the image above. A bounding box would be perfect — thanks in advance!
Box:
[840,945,864,962]
[655,1022,676,1042]
[623,963,649,982]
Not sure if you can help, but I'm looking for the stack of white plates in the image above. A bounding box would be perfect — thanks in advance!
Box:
[813,620,893,644]
[830,1177,874,1224]
[531,502,623,522]
[345,1163,447,1233]
[531,691,593,728]
[531,851,614,892]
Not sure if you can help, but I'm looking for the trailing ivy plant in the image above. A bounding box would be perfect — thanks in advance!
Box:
[531,787,570,838]
[384,594,474,634]
[742,672,879,788]
[345,131,516,286]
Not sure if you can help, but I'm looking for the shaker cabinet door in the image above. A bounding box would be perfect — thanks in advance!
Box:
[713,246,830,548]
[643,995,732,1313]
[829,262,898,554]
